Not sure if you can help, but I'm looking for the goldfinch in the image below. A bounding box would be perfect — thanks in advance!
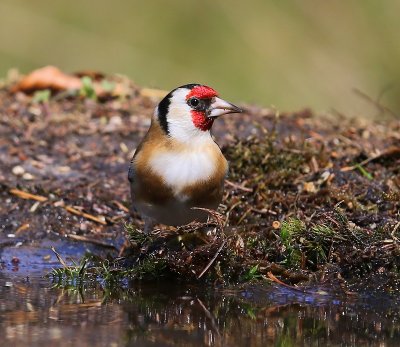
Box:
[128,84,242,232]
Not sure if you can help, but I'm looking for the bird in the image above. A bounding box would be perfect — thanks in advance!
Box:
[128,83,242,233]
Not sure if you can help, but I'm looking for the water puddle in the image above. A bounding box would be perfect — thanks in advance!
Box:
[1,243,399,346]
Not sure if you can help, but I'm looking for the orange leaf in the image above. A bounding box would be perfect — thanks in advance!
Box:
[11,66,82,93]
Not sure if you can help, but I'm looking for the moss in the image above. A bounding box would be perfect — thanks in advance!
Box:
[280,218,306,247]
[123,257,168,280]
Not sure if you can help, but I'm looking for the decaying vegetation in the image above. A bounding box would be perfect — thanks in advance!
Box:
[1,68,399,290]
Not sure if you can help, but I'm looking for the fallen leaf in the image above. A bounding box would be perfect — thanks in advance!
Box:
[12,66,81,93]
[11,66,132,99]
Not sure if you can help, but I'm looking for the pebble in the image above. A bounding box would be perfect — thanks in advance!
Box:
[54,200,65,207]
[57,166,71,173]
[11,257,20,265]
[22,172,35,180]
[103,115,123,132]
[12,165,25,176]
[120,142,129,153]
[30,201,40,212]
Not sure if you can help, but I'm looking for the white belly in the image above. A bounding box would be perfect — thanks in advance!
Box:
[148,149,218,199]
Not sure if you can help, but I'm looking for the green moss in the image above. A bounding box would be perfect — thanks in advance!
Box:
[280,218,306,248]
[123,257,168,280]
[125,222,154,245]
[49,256,91,285]
[240,264,262,282]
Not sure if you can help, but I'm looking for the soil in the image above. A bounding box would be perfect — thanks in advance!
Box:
[0,69,399,290]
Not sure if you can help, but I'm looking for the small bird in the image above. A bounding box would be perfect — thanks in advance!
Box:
[128,84,242,232]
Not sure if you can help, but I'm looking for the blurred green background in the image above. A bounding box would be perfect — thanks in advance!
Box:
[0,0,399,117]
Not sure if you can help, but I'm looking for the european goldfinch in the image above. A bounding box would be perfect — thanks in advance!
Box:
[129,84,242,232]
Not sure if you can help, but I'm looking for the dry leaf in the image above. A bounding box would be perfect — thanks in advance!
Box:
[12,66,81,93]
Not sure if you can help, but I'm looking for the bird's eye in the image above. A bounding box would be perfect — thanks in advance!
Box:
[189,98,199,107]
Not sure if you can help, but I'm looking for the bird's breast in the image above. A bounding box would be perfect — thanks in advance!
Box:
[131,132,228,225]
[147,145,227,200]
[131,132,228,208]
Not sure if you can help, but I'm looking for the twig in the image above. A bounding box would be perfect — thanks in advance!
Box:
[391,221,400,243]
[341,147,400,172]
[266,271,305,292]
[337,135,363,151]
[111,200,130,213]
[198,240,226,279]
[16,223,30,234]
[9,188,109,225]
[67,234,117,249]
[250,207,277,215]
[9,188,48,202]
[225,179,253,192]
[237,207,252,225]
[118,239,132,257]
[64,205,107,225]
[51,246,69,268]
[191,207,225,230]
[353,88,397,118]
[197,298,221,337]
[337,273,358,296]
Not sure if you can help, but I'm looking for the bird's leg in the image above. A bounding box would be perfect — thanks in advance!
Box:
[143,216,156,234]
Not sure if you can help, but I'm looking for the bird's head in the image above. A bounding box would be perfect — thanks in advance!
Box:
[155,84,242,142]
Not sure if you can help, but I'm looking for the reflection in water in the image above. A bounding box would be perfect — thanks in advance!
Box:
[1,274,399,347]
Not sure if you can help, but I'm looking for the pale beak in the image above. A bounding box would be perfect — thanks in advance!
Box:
[207,97,243,118]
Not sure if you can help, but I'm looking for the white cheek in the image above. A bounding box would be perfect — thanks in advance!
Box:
[167,89,209,143]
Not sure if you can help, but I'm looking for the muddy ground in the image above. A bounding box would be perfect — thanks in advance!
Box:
[0,69,399,290]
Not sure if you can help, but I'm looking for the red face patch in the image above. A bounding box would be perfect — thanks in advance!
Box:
[187,85,218,131]
[191,110,214,131]
[186,85,218,100]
